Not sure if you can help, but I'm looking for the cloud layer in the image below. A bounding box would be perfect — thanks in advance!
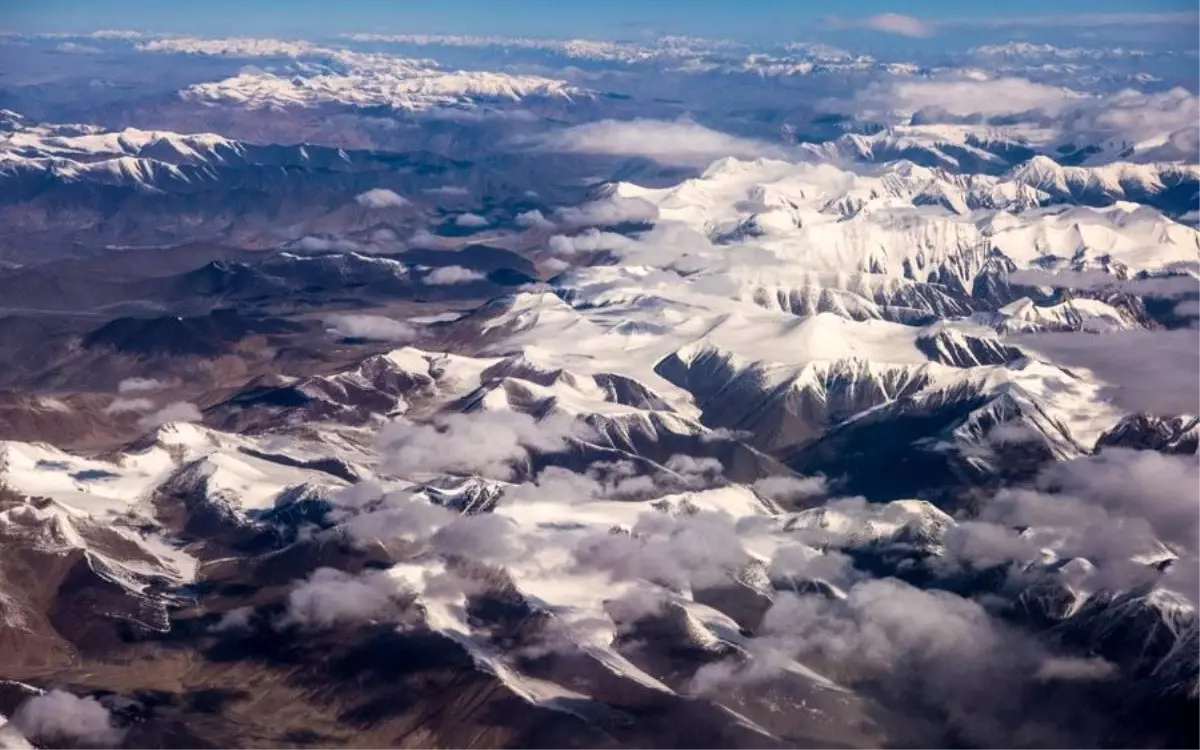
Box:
[325,313,416,342]
[537,119,785,167]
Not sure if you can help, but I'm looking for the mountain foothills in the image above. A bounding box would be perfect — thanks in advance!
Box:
[0,22,1197,750]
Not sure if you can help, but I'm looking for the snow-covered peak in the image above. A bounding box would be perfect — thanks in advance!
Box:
[174,46,587,112]
[971,42,1148,60]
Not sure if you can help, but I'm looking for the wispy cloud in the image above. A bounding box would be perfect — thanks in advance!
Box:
[823,13,933,38]
[355,188,409,209]
[325,313,416,342]
[424,265,486,285]
[821,10,1196,38]
[535,118,784,167]
[138,400,203,429]
[936,11,1199,28]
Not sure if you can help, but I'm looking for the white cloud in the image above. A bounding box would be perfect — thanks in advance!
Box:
[408,228,439,247]
[370,227,401,245]
[937,11,1198,29]
[325,313,416,342]
[536,119,785,167]
[288,235,364,252]
[424,185,470,197]
[378,410,583,480]
[135,36,330,57]
[1081,87,1200,159]
[0,714,32,750]
[56,42,103,54]
[1008,268,1200,298]
[117,377,166,393]
[554,196,659,227]
[281,567,414,629]
[355,188,409,209]
[11,690,122,748]
[824,13,933,38]
[1175,299,1200,318]
[88,29,149,39]
[104,397,155,415]
[515,209,555,229]
[837,76,1199,161]
[548,229,633,255]
[572,508,750,589]
[753,475,828,504]
[335,485,455,546]
[1035,657,1118,682]
[138,401,202,429]
[542,257,571,274]
[1010,329,1199,416]
[454,212,489,228]
[211,606,255,633]
[424,265,486,285]
[431,512,523,562]
[874,76,1085,118]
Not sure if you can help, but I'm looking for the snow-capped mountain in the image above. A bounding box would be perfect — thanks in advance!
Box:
[0,23,1197,750]
[129,38,589,112]
[180,66,586,112]
[806,125,1200,197]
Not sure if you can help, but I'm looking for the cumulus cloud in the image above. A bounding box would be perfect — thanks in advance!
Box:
[11,690,122,748]
[1085,88,1200,159]
[281,567,414,629]
[515,209,555,230]
[572,509,750,590]
[407,228,440,247]
[1175,299,1200,318]
[721,581,1103,748]
[767,541,858,591]
[453,212,489,228]
[835,76,1199,161]
[1008,268,1200,298]
[873,76,1084,119]
[325,313,416,342]
[118,377,166,393]
[333,484,456,547]
[954,448,1200,597]
[377,410,583,480]
[1035,448,1199,557]
[0,715,32,750]
[505,461,678,506]
[424,185,470,197]
[537,119,785,167]
[355,188,410,209]
[987,421,1042,444]
[431,512,523,562]
[211,605,255,633]
[424,265,486,285]
[542,257,571,274]
[939,11,1198,29]
[823,13,933,37]
[753,475,828,504]
[548,229,634,255]
[288,235,365,252]
[663,454,723,480]
[554,196,659,228]
[103,397,155,415]
[88,29,149,39]
[56,41,104,54]
[138,400,202,429]
[1035,656,1118,682]
[1010,329,1200,415]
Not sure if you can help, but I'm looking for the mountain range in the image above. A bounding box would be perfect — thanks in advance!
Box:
[0,23,1196,750]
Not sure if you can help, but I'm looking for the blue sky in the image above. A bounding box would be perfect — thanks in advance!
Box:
[1,0,1196,43]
